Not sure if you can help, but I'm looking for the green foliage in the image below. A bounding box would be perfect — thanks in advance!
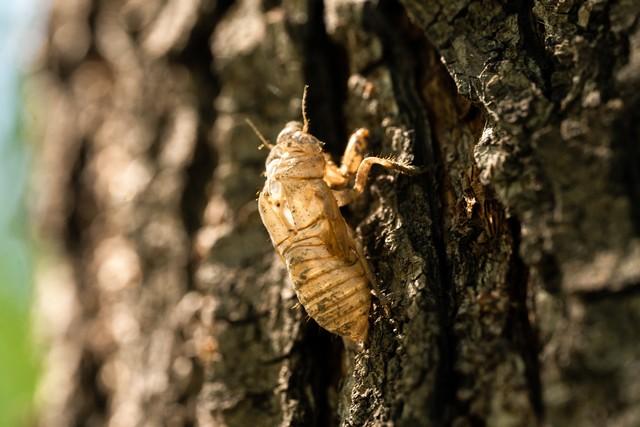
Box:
[0,287,38,427]
[0,97,39,427]
[0,42,39,427]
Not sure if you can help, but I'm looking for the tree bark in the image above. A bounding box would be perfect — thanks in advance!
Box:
[33,0,640,426]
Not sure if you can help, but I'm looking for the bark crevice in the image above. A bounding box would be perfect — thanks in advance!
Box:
[512,0,554,99]
[365,1,458,423]
[505,216,543,417]
[302,0,350,154]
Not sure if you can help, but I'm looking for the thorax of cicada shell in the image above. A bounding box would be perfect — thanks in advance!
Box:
[262,145,331,232]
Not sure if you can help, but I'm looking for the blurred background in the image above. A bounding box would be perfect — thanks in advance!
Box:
[0,2,48,426]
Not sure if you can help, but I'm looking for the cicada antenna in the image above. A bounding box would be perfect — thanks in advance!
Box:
[302,85,310,133]
[245,118,274,150]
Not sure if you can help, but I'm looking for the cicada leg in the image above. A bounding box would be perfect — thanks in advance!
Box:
[328,127,422,206]
[325,128,370,206]
[339,128,370,178]
[324,128,370,189]
[352,157,422,194]
[331,155,422,206]
[323,154,349,189]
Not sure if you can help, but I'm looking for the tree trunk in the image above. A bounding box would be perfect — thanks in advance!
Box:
[33,0,640,426]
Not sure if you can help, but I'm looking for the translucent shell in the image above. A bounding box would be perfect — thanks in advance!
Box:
[258,134,372,344]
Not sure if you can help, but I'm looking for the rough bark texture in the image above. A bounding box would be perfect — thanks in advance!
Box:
[32,0,640,426]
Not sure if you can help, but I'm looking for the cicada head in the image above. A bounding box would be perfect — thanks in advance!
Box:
[265,121,326,179]
[276,121,324,154]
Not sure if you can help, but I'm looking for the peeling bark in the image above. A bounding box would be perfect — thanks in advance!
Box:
[33,0,640,426]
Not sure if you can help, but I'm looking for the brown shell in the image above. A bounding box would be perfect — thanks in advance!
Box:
[258,138,371,344]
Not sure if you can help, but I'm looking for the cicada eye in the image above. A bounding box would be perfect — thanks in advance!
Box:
[266,158,280,177]
[284,121,302,130]
[269,179,283,199]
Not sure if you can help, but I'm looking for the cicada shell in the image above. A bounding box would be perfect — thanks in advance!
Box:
[254,88,419,344]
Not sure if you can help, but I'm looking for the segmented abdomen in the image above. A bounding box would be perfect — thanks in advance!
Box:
[278,225,371,343]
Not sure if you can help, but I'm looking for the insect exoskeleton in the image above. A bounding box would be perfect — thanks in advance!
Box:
[252,87,420,345]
